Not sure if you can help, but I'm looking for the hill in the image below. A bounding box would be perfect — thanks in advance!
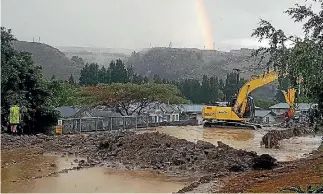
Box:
[12,41,83,80]
[126,47,263,80]
[57,46,137,66]
[125,47,277,100]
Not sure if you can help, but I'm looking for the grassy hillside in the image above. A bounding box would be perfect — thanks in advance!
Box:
[126,47,264,80]
[12,41,83,80]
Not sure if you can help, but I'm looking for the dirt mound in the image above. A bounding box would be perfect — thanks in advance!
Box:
[94,132,277,175]
[1,131,277,176]
[262,127,312,148]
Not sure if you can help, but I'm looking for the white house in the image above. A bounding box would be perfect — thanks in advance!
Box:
[144,103,180,123]
[180,104,204,124]
[269,103,318,115]
[254,110,276,124]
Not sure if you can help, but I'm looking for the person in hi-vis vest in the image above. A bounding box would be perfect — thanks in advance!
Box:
[9,105,20,134]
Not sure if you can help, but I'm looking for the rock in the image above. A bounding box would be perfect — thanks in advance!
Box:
[50,163,56,167]
[252,154,277,170]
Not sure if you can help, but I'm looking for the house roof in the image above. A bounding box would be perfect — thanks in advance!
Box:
[181,104,204,113]
[269,103,318,110]
[255,110,275,117]
[56,106,80,118]
[269,103,290,109]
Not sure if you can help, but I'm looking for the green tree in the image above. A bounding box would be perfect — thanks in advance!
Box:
[153,74,162,84]
[68,74,75,85]
[48,81,82,107]
[79,62,99,86]
[255,99,276,109]
[71,56,85,66]
[1,27,59,134]
[251,0,323,114]
[82,83,188,116]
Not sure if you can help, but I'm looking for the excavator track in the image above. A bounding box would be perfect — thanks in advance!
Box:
[203,121,262,130]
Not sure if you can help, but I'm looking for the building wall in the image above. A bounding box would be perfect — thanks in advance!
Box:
[271,108,288,115]
[196,113,203,125]
[170,113,179,122]
[261,114,276,124]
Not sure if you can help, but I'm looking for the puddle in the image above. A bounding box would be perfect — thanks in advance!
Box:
[1,148,186,193]
[143,126,322,161]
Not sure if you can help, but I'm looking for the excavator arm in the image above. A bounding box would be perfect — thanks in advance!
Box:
[233,70,279,116]
[282,88,296,117]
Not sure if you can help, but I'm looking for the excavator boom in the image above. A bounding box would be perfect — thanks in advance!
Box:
[233,70,279,116]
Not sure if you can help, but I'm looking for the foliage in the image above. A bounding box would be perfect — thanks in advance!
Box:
[79,59,149,86]
[79,59,251,104]
[251,0,323,115]
[1,27,59,134]
[68,74,75,85]
[81,83,189,116]
[255,99,276,109]
[174,72,245,104]
[71,55,85,66]
[280,184,323,193]
[47,80,83,107]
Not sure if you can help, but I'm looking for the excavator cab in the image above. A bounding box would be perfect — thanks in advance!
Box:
[229,96,255,119]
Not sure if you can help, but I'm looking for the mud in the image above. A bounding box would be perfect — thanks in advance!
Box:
[262,127,312,148]
[217,148,323,193]
[1,131,276,178]
[1,148,186,193]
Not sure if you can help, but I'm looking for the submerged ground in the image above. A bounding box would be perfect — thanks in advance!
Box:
[1,126,322,193]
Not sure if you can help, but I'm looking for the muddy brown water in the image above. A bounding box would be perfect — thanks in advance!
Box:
[1,126,321,193]
[141,126,322,161]
[1,148,187,193]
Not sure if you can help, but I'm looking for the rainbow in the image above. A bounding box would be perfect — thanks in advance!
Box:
[195,0,214,49]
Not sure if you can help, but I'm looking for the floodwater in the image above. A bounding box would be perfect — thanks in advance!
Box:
[143,126,322,161]
[1,148,186,193]
[2,126,321,193]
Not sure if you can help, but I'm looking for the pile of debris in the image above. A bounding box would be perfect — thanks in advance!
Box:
[261,127,312,148]
[94,132,277,175]
[1,131,277,176]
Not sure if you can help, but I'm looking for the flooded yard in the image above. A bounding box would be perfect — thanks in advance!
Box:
[142,126,322,161]
[1,148,186,193]
[1,126,321,193]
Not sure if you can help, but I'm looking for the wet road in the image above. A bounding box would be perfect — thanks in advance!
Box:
[1,148,186,193]
[142,126,322,161]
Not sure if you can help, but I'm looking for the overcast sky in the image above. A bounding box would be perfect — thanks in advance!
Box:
[1,0,320,51]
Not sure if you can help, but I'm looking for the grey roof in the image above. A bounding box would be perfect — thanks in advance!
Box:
[298,103,318,111]
[269,103,318,110]
[56,106,80,118]
[269,103,290,109]
[255,110,275,117]
[181,104,204,113]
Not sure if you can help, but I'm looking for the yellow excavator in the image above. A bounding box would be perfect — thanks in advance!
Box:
[202,70,295,130]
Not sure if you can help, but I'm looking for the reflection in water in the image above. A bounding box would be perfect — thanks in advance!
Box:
[1,148,186,193]
[148,126,322,161]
